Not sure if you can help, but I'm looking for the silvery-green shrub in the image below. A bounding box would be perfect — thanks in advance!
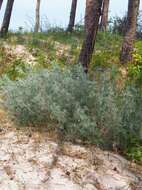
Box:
[2,65,142,150]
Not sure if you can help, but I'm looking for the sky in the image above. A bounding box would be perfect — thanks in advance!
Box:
[0,0,142,31]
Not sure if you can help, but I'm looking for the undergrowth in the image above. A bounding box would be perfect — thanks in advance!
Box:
[0,30,142,162]
[2,65,142,161]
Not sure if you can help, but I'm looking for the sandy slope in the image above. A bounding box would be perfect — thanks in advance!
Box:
[0,122,141,190]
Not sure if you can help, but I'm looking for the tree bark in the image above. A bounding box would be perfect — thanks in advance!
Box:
[0,0,14,36]
[78,0,103,73]
[0,0,3,10]
[100,0,110,31]
[34,0,41,32]
[120,0,140,64]
[67,0,77,32]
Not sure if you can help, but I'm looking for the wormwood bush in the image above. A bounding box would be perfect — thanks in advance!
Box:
[2,65,142,150]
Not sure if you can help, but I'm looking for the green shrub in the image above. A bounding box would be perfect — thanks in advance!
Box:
[127,146,142,163]
[128,52,142,86]
[111,16,127,36]
[5,58,31,80]
[90,32,122,70]
[2,65,142,152]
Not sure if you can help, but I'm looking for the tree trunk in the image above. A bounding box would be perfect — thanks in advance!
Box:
[120,0,140,64]
[34,0,41,32]
[67,0,77,32]
[100,0,110,31]
[0,0,3,10]
[0,0,14,36]
[78,0,103,73]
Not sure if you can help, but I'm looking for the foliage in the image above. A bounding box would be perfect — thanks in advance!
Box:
[90,32,122,71]
[2,65,142,154]
[128,51,142,86]
[127,146,142,163]
[0,46,29,79]
[110,16,127,36]
[0,30,142,162]
[0,31,123,74]
[111,12,142,38]
[5,58,31,80]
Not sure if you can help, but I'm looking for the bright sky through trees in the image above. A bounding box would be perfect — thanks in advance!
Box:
[0,0,142,30]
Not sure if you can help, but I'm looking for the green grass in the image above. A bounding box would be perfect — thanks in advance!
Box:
[1,29,142,79]
[4,30,122,68]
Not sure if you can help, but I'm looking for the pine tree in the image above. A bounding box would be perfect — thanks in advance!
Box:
[120,0,140,64]
[78,0,103,73]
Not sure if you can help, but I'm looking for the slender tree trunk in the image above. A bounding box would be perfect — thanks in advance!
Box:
[67,0,77,32]
[34,0,41,32]
[0,0,3,10]
[0,0,14,36]
[120,0,140,64]
[78,0,103,73]
[100,0,110,31]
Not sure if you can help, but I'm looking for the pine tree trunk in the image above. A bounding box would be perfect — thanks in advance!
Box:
[0,0,14,36]
[100,0,110,31]
[0,0,3,10]
[120,0,140,64]
[34,0,41,32]
[78,0,103,73]
[67,0,77,32]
